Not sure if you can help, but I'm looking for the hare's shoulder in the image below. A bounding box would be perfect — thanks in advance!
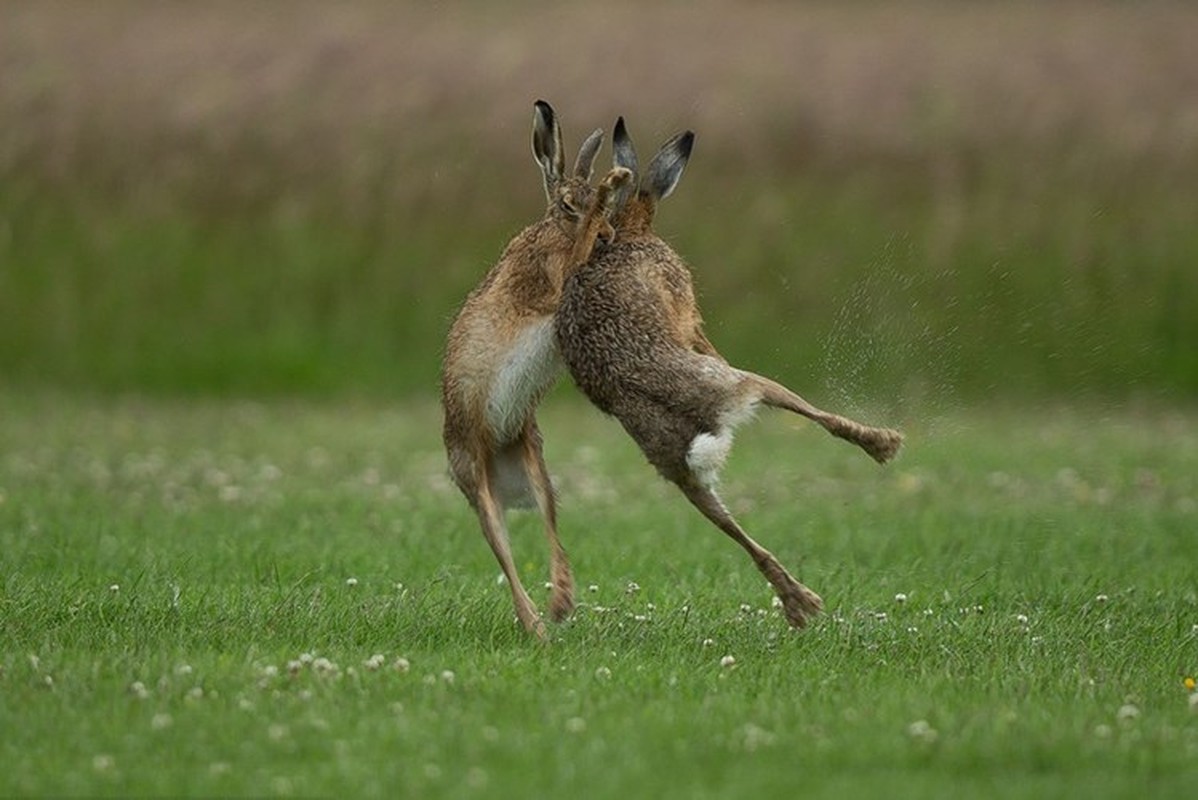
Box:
[468,220,572,313]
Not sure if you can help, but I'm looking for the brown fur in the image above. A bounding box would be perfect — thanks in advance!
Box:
[556,122,903,629]
[441,101,630,638]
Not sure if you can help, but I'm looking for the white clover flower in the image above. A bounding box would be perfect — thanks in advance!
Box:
[720,655,737,668]
[907,720,938,742]
[874,612,888,622]
[393,657,411,673]
[626,582,640,595]
[1096,594,1108,604]
[260,665,279,678]
[363,654,386,671]
[109,584,120,594]
[186,686,204,701]
[594,666,611,680]
[702,638,715,648]
[129,681,150,700]
[1116,703,1139,722]
[175,664,193,676]
[739,603,752,614]
[440,670,455,684]
[1016,614,1029,625]
[771,596,783,609]
[565,717,586,733]
[741,723,776,752]
[151,713,173,730]
[298,652,314,665]
[268,723,289,741]
[1188,693,1198,713]
[588,584,599,593]
[286,660,303,676]
[894,593,908,604]
[1094,723,1113,738]
[312,657,337,674]
[345,577,358,587]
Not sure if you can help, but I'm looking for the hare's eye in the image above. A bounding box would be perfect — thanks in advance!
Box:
[557,194,581,218]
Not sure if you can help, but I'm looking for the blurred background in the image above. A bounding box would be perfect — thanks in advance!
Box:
[2,1,1195,408]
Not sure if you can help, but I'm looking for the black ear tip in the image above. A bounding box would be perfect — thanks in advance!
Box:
[534,99,555,121]
[679,131,695,156]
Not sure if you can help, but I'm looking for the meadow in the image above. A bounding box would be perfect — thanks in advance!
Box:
[2,2,1197,797]
[1,393,1196,797]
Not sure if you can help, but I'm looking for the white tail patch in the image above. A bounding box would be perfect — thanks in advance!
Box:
[687,430,735,489]
[486,318,562,444]
[686,397,760,488]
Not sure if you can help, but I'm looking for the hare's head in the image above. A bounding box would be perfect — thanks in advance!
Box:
[609,116,695,234]
[532,100,606,235]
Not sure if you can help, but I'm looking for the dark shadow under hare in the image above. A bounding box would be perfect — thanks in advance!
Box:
[555,118,903,628]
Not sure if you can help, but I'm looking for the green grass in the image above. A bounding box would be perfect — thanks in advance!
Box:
[2,392,1197,797]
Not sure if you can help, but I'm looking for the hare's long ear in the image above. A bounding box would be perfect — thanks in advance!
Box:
[573,128,605,180]
[641,130,694,202]
[532,100,566,200]
[612,116,639,211]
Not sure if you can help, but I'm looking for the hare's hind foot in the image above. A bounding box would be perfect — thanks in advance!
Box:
[548,562,576,622]
[856,425,904,464]
[777,582,824,628]
[516,605,548,641]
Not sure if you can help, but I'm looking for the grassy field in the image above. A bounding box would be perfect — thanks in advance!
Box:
[2,2,1196,795]
[2,391,1196,797]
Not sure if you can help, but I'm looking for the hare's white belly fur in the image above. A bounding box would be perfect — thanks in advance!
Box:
[486,317,562,444]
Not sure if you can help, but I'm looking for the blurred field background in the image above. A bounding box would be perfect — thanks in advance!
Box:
[2,1,1195,403]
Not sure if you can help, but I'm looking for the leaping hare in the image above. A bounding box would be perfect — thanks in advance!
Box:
[555,118,903,628]
[442,101,632,638]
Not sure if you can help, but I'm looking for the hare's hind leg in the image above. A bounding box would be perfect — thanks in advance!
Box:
[519,421,575,622]
[745,373,903,464]
[678,480,823,628]
[474,470,546,639]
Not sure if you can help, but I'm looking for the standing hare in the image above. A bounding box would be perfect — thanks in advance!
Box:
[442,101,631,638]
[555,118,903,628]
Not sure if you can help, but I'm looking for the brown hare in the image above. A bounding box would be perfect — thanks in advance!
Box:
[555,117,903,628]
[442,100,631,638]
